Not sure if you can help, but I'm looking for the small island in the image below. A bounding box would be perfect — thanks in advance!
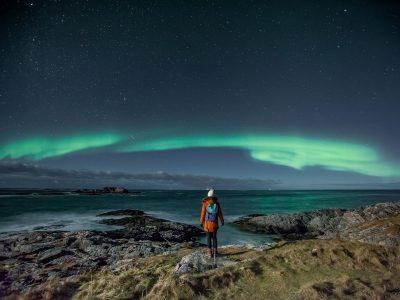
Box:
[74,186,130,195]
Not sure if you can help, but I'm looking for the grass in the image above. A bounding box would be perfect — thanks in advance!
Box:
[356,214,400,236]
[70,239,400,300]
[73,251,185,300]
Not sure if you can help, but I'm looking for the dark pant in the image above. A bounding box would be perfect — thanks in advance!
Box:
[206,231,217,250]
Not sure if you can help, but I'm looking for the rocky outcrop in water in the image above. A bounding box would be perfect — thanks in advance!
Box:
[0,209,203,298]
[74,186,131,195]
[233,202,400,246]
[97,209,203,242]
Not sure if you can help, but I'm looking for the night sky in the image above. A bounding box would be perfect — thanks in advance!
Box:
[1,1,400,189]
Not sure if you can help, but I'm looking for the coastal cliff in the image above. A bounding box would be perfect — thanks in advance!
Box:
[0,202,399,299]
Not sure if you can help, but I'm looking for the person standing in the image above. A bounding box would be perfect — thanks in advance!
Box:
[200,188,224,258]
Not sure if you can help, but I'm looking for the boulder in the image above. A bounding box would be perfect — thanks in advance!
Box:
[174,251,211,275]
[174,250,237,275]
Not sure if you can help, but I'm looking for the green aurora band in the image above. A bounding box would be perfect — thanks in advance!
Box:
[119,134,400,177]
[0,133,123,160]
[0,132,399,177]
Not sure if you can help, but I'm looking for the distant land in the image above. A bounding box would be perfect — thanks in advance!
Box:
[73,186,130,195]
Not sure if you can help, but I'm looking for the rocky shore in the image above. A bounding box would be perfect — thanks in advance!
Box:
[233,202,400,246]
[0,209,202,298]
[1,202,399,299]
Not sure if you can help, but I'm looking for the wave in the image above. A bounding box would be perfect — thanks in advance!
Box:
[0,212,122,233]
[0,195,21,198]
[146,210,195,224]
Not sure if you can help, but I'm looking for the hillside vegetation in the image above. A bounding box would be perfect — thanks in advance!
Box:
[63,238,400,300]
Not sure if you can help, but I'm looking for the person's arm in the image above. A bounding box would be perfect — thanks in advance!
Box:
[199,202,206,225]
[218,203,224,225]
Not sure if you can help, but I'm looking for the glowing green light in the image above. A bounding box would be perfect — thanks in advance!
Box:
[1,132,399,177]
[120,134,400,177]
[0,133,123,160]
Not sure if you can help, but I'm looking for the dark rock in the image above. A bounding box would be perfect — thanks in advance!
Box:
[0,210,203,297]
[98,212,203,243]
[102,186,129,194]
[74,186,130,195]
[13,241,55,256]
[73,188,101,195]
[38,248,70,264]
[62,236,77,247]
[233,202,400,245]
[234,208,345,238]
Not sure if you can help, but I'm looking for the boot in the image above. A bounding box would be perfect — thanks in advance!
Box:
[208,248,213,259]
[214,248,218,257]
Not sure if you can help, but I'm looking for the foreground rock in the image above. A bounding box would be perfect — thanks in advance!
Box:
[233,202,400,246]
[0,209,202,298]
[174,250,236,275]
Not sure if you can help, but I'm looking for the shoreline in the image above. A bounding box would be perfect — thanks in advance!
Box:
[1,201,399,299]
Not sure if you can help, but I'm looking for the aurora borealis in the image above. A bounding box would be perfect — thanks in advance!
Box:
[120,134,400,177]
[1,1,400,189]
[1,132,399,178]
[0,133,123,160]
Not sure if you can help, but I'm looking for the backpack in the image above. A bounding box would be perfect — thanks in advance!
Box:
[205,203,218,222]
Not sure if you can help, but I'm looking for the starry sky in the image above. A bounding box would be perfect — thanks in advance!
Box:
[0,0,400,189]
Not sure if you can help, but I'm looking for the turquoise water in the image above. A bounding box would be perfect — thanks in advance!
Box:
[0,189,399,246]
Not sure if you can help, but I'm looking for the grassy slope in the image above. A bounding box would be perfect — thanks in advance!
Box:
[71,239,400,300]
[357,214,400,236]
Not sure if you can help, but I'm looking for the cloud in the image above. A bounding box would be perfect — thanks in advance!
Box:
[0,160,279,189]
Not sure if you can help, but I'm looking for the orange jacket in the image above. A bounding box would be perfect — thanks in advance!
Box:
[200,197,224,232]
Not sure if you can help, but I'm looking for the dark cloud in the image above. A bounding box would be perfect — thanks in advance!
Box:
[0,160,279,189]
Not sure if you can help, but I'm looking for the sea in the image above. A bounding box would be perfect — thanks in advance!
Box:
[1,189,399,246]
